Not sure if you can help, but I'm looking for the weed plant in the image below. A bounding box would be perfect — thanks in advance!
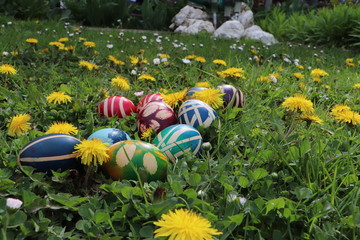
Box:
[0,17,360,239]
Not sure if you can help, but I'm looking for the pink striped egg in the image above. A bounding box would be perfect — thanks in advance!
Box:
[137,101,177,135]
[136,93,164,113]
[97,96,136,118]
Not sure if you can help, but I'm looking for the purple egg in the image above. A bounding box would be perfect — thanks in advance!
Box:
[216,84,245,108]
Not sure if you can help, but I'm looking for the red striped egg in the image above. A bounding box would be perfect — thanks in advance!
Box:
[136,93,164,113]
[18,134,82,173]
[97,96,136,118]
[137,101,177,135]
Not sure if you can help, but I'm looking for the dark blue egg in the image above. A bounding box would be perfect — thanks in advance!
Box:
[88,128,131,145]
[178,100,218,128]
[18,134,82,173]
[216,84,245,108]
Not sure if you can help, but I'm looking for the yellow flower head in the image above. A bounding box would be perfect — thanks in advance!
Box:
[79,37,87,42]
[250,49,258,54]
[195,82,212,88]
[58,37,69,42]
[45,122,78,135]
[161,89,187,109]
[346,58,355,67]
[293,72,304,79]
[160,53,170,59]
[73,139,110,166]
[353,83,360,89]
[311,68,329,78]
[0,64,17,75]
[8,114,31,136]
[109,55,125,66]
[281,94,314,113]
[331,109,360,126]
[49,41,65,49]
[301,113,323,125]
[46,91,72,104]
[79,60,99,71]
[212,59,227,66]
[257,76,271,82]
[297,65,304,69]
[217,67,245,79]
[185,55,196,60]
[141,128,154,140]
[111,75,130,91]
[129,56,139,65]
[66,45,75,51]
[194,56,206,63]
[138,74,155,81]
[192,88,224,109]
[330,104,351,115]
[153,208,222,240]
[26,38,38,44]
[84,41,96,48]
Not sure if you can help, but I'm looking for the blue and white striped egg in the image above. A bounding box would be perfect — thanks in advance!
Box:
[88,128,130,145]
[152,124,203,163]
[18,134,82,173]
[178,100,218,128]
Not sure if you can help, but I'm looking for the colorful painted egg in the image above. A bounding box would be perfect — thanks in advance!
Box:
[88,128,130,145]
[136,93,164,113]
[18,134,81,173]
[152,124,203,163]
[97,96,136,118]
[104,140,169,181]
[216,84,245,108]
[178,100,218,128]
[137,101,177,135]
[186,87,207,99]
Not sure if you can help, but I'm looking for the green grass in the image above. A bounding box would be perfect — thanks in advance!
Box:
[1,17,360,239]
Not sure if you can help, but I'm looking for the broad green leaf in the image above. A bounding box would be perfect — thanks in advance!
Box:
[187,173,201,186]
[8,211,27,227]
[48,193,88,209]
[249,168,268,181]
[239,176,250,188]
[265,197,286,214]
[170,181,183,195]
[228,213,245,225]
[139,226,154,238]
[94,212,110,224]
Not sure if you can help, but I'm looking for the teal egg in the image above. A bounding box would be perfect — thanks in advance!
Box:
[152,124,203,163]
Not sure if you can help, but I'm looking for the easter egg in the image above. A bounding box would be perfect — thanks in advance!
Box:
[136,93,164,113]
[97,96,136,118]
[18,134,81,173]
[152,124,203,163]
[216,84,245,108]
[104,140,169,181]
[137,101,177,135]
[88,128,130,145]
[186,87,207,99]
[178,100,218,128]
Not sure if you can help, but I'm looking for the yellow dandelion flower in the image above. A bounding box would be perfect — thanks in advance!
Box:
[111,75,130,91]
[160,53,170,59]
[161,89,187,109]
[297,65,304,69]
[192,88,224,109]
[258,76,271,82]
[313,77,321,82]
[26,38,38,44]
[346,58,355,67]
[129,56,139,65]
[141,128,154,140]
[301,113,323,125]
[138,74,155,81]
[153,208,222,240]
[330,104,351,115]
[250,49,258,54]
[185,55,196,59]
[100,88,110,98]
[73,139,109,166]
[217,67,245,79]
[212,59,227,66]
[84,41,96,48]
[294,72,304,79]
[195,82,212,88]
[58,37,69,42]
[10,51,19,56]
[46,91,72,104]
[332,109,360,125]
[49,41,65,49]
[45,122,78,135]
[79,60,99,71]
[311,68,329,78]
[65,45,75,51]
[0,64,17,75]
[195,56,206,63]
[79,37,87,42]
[8,114,31,136]
[281,93,314,113]
[353,83,360,89]
[109,55,125,66]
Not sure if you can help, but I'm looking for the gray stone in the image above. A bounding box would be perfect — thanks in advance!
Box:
[175,19,215,34]
[214,20,244,39]
[244,25,278,45]
[170,5,209,30]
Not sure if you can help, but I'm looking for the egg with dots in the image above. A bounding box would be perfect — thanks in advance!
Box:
[18,134,82,173]
[136,93,164,113]
[216,84,245,108]
[97,96,136,118]
[137,101,177,136]
[178,100,218,128]
[152,124,203,163]
[104,140,169,181]
[88,128,130,145]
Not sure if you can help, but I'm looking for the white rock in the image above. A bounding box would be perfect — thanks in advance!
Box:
[214,20,244,39]
[175,19,214,34]
[232,3,254,29]
[170,5,209,30]
[244,25,278,45]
